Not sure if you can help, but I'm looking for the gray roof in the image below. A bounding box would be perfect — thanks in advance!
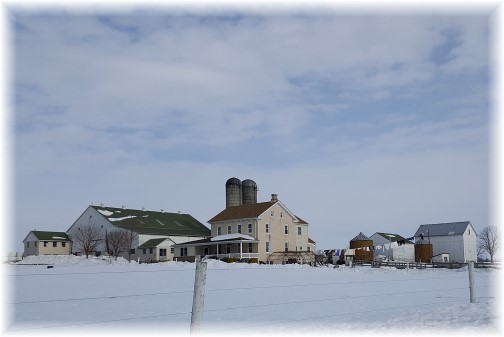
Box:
[351,232,371,242]
[414,221,473,237]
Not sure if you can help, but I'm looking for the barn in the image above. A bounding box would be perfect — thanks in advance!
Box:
[66,205,210,262]
[414,221,477,263]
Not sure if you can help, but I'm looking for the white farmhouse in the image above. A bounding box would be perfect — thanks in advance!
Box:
[414,221,477,263]
[67,205,211,262]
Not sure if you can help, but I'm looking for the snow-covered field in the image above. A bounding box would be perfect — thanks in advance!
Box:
[3,255,502,336]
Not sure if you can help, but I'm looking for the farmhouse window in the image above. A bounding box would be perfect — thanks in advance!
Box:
[248,224,253,234]
[26,242,29,248]
[285,242,288,251]
[62,242,66,247]
[284,225,288,235]
[298,227,302,235]
[160,249,167,257]
[217,226,222,235]
[266,242,270,253]
[143,249,147,254]
[44,241,48,247]
[181,247,188,256]
[227,225,232,234]
[265,224,269,233]
[53,242,57,247]
[149,248,153,254]
[171,247,175,254]
[237,224,242,233]
[34,242,37,247]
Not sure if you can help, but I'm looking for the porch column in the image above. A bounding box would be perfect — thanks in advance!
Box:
[217,244,219,258]
[240,241,243,259]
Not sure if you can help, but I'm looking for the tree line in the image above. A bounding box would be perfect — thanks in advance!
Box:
[70,225,138,261]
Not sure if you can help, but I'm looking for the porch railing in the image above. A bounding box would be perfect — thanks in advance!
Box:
[207,253,258,259]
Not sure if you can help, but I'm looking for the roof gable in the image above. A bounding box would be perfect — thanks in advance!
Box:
[414,221,472,237]
[351,232,371,242]
[92,206,210,237]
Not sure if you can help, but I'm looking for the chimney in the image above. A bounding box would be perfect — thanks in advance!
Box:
[271,194,278,202]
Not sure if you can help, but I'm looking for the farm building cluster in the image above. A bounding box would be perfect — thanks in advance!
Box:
[22,178,478,265]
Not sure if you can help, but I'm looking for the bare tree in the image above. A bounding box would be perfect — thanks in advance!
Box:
[106,230,128,260]
[123,230,139,262]
[477,244,486,262]
[71,225,104,258]
[479,226,500,263]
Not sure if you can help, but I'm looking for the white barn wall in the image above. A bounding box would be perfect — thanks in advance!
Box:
[23,232,39,256]
[463,225,478,262]
[67,206,139,255]
[429,236,465,262]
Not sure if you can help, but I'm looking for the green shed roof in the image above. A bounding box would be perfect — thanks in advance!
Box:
[92,206,211,237]
[32,231,70,241]
[138,238,168,248]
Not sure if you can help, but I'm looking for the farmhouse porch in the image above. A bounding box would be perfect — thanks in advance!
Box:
[173,234,259,262]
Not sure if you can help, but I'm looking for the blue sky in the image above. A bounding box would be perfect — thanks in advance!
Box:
[8,5,495,251]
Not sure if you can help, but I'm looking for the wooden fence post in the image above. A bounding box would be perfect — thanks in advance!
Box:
[190,256,207,333]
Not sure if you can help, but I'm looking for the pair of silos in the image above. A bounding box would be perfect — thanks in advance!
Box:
[225,177,257,208]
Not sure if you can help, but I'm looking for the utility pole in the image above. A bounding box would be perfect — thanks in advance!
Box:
[190,256,207,333]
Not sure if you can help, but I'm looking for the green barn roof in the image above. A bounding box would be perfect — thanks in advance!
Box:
[138,238,168,248]
[92,206,211,237]
[31,231,71,241]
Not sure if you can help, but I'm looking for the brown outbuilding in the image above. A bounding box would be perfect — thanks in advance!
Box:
[350,232,374,262]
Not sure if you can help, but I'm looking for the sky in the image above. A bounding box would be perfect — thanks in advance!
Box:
[3,1,501,252]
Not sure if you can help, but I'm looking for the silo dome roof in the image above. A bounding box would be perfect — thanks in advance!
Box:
[241,179,257,187]
[226,177,241,186]
[350,232,371,242]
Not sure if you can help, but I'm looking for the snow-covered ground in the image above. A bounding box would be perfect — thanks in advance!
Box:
[3,255,502,336]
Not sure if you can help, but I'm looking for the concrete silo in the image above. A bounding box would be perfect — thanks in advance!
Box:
[241,179,257,205]
[225,177,242,208]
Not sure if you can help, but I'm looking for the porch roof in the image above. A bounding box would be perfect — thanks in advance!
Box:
[174,236,259,247]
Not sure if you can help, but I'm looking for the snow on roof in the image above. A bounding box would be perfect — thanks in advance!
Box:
[97,209,114,216]
[211,233,256,242]
[109,215,137,222]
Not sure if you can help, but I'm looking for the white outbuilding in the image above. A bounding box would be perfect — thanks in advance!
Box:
[414,221,477,263]
[369,232,415,262]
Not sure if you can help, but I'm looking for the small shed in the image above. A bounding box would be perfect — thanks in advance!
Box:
[350,232,373,262]
[432,253,450,263]
[23,231,72,257]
